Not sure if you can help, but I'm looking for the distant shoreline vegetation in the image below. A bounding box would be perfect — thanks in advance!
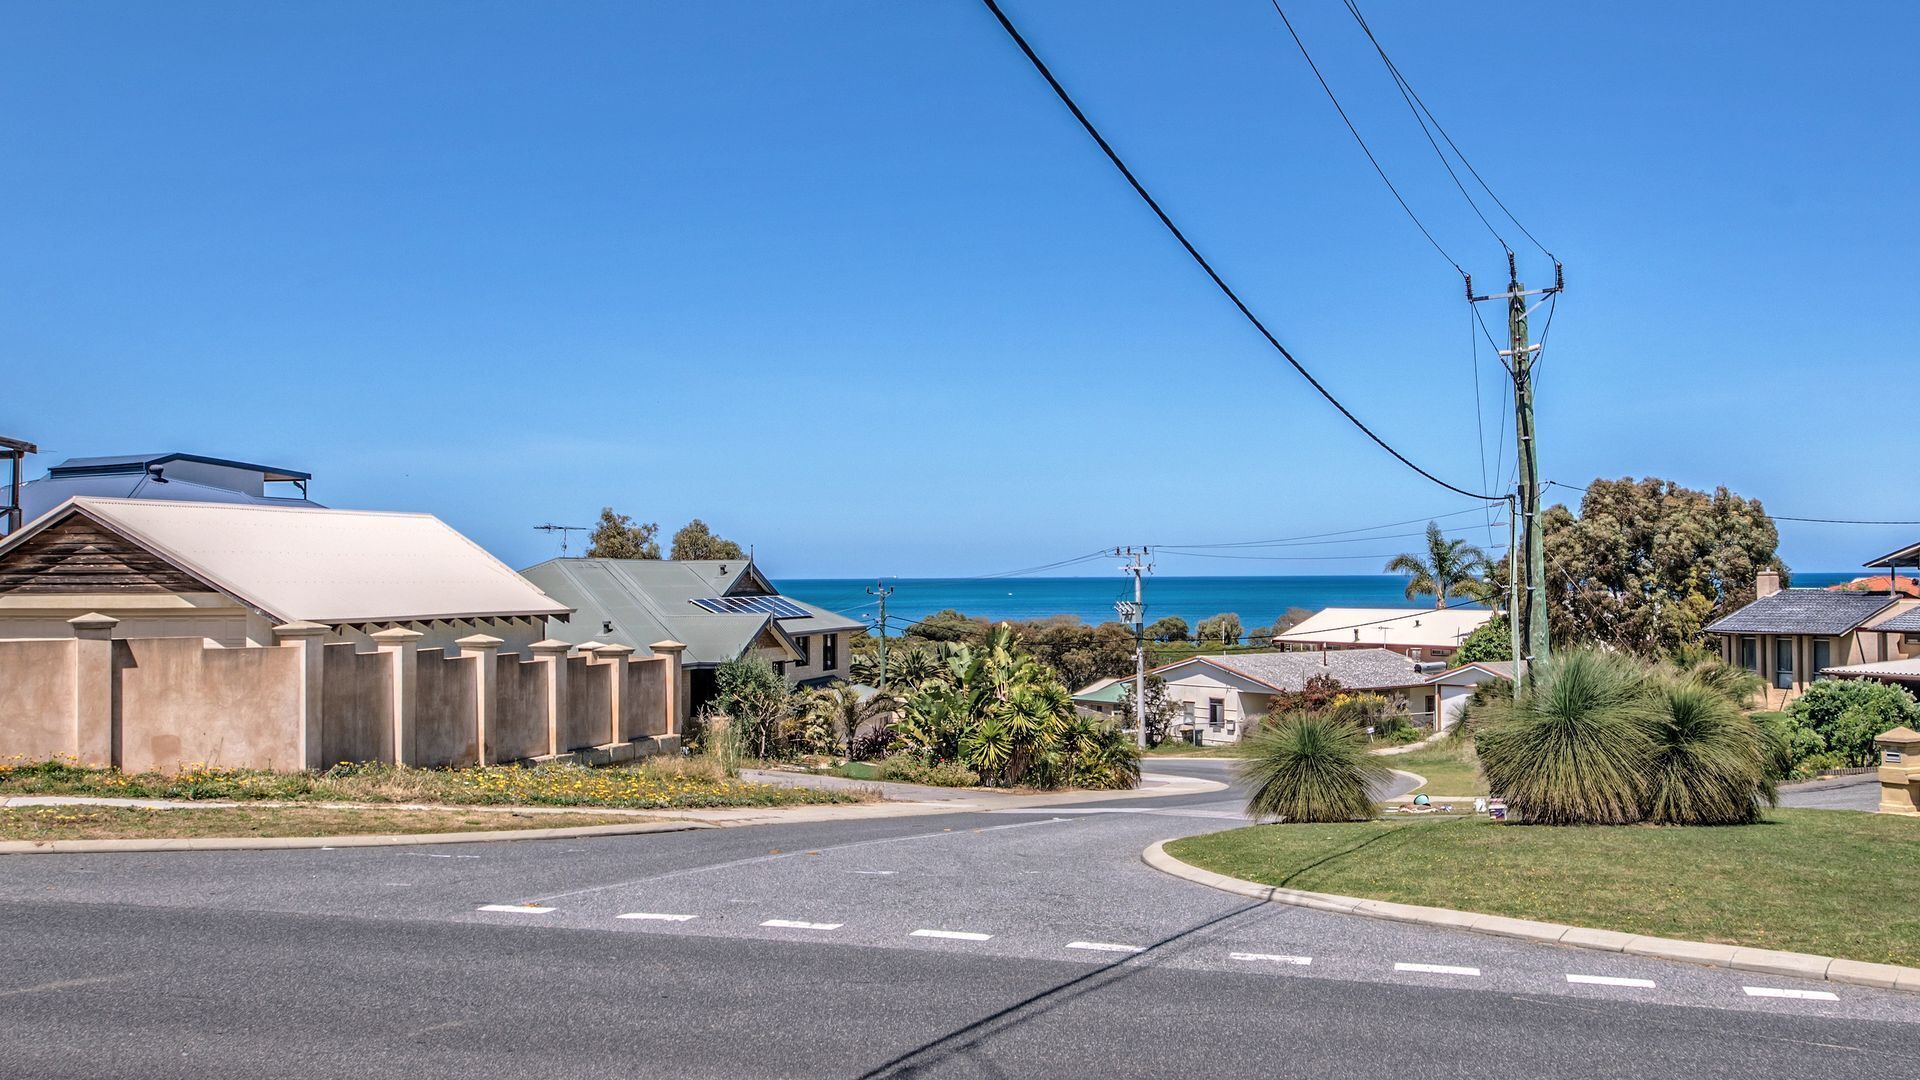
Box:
[777,572,1857,635]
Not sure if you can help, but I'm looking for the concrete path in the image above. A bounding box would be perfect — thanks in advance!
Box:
[0,758,1911,1079]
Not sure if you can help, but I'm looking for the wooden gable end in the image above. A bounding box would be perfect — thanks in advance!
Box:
[0,515,216,595]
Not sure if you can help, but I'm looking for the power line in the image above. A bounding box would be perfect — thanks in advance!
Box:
[1155,545,1505,563]
[1342,0,1556,262]
[1159,504,1499,549]
[1264,1,1466,275]
[1543,481,1920,525]
[977,0,1500,503]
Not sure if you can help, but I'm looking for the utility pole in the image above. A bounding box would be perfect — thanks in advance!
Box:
[1471,257,1561,682]
[1115,547,1150,748]
[866,581,893,687]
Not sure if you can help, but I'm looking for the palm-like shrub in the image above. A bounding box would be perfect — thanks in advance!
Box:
[1641,677,1774,825]
[1239,713,1389,823]
[1472,649,1654,825]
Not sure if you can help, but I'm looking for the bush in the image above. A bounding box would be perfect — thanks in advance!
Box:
[1785,680,1920,768]
[1642,678,1774,825]
[1238,713,1389,823]
[875,754,980,788]
[1472,649,1654,825]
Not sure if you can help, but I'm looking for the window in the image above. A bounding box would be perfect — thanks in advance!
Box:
[794,635,810,666]
[1182,701,1195,727]
[822,634,838,672]
[1774,637,1795,690]
[1813,638,1832,680]
[1739,636,1758,672]
[1207,698,1224,730]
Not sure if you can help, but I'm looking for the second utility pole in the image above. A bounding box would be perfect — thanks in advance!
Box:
[1116,547,1149,748]
[866,581,893,687]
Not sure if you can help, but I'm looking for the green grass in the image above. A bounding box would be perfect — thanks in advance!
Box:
[1167,810,1920,967]
[0,805,650,841]
[0,757,866,811]
[1385,743,1487,796]
[1142,742,1253,758]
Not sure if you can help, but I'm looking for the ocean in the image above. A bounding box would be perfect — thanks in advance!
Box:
[776,573,1860,634]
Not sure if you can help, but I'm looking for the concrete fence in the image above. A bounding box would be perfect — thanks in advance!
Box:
[0,614,683,773]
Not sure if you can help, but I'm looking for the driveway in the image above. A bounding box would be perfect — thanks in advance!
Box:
[0,759,1912,1078]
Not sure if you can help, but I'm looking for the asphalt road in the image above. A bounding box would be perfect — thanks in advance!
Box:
[1,760,1913,1078]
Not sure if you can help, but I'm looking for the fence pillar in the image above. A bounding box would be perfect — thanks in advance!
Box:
[275,622,331,771]
[69,612,118,766]
[529,640,572,758]
[456,634,503,766]
[1875,726,1920,816]
[650,640,688,737]
[591,643,634,746]
[370,627,424,766]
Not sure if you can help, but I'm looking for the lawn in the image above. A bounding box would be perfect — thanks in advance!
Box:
[1167,810,1920,967]
[1143,743,1252,759]
[0,757,868,811]
[0,805,649,842]
[1385,742,1487,797]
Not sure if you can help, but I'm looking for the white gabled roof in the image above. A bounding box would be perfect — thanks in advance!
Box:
[1273,607,1492,649]
[1819,657,1920,682]
[7,497,569,626]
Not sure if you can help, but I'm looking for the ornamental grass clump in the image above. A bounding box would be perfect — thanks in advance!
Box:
[1470,648,1779,827]
[1641,677,1775,825]
[1238,713,1389,823]
[1472,648,1653,825]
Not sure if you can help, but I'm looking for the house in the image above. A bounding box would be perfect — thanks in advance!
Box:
[16,452,322,523]
[1423,660,1514,731]
[1706,568,1920,707]
[519,557,866,720]
[1270,606,1492,663]
[1149,648,1434,745]
[1072,676,1130,718]
[0,497,568,650]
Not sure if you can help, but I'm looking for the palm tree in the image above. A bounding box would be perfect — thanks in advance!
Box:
[1384,522,1491,609]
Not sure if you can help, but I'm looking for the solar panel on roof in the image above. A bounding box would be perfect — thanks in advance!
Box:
[688,595,813,619]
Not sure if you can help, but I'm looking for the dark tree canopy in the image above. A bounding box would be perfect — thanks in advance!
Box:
[586,507,660,560]
[1456,615,1512,663]
[1541,477,1784,656]
[1146,616,1190,643]
[671,518,745,561]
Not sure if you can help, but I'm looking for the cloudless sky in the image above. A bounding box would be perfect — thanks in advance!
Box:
[6,2,1915,578]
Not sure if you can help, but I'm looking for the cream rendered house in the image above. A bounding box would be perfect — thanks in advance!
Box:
[0,497,568,650]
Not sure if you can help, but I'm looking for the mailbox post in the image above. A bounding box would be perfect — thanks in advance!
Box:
[1874,726,1920,816]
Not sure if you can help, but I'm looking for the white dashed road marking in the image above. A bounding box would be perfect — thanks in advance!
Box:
[848,870,898,876]
[617,913,697,922]
[911,929,992,942]
[1567,974,1655,988]
[1395,963,1480,977]
[761,919,843,931]
[1230,952,1312,966]
[1066,941,1145,954]
[1744,986,1838,1001]
[477,904,554,914]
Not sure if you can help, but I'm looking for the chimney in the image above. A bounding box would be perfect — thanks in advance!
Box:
[1756,569,1782,598]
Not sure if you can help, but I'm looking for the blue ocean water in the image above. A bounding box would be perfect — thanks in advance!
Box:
[778,573,1859,633]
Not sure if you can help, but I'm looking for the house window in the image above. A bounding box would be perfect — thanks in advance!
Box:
[822,634,838,672]
[1813,638,1832,680]
[1774,637,1795,690]
[1182,701,1195,728]
[794,635,811,666]
[1207,698,1224,730]
[1408,648,1423,662]
[1739,636,1758,672]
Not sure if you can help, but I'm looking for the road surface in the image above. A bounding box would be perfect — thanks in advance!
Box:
[1,760,1912,1078]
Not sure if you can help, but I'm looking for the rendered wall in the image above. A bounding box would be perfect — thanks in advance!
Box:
[562,656,608,753]
[493,654,549,762]
[627,657,668,740]
[0,639,77,760]
[114,637,304,772]
[415,651,477,767]
[321,643,392,767]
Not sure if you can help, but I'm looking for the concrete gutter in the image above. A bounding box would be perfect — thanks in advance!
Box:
[1142,839,1920,994]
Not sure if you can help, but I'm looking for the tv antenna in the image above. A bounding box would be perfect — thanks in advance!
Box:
[535,523,588,556]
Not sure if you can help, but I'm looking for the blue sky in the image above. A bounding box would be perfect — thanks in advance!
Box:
[7,2,1914,578]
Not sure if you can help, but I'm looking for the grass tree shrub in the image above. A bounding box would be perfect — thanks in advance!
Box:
[1472,649,1655,825]
[1239,713,1390,823]
[1642,677,1775,825]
